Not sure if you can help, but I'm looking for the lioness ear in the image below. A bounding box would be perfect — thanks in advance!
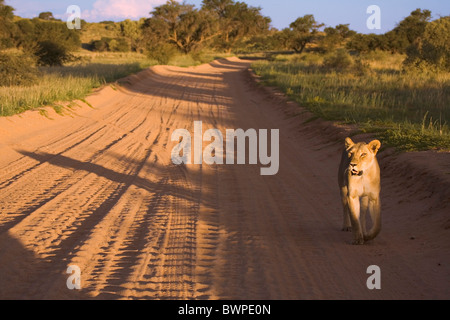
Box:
[368,140,381,154]
[345,137,354,149]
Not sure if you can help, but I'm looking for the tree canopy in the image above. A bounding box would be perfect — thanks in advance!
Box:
[404,16,450,71]
[142,0,219,54]
[0,0,16,49]
[142,0,270,55]
[283,14,324,53]
[38,11,57,21]
[202,0,271,52]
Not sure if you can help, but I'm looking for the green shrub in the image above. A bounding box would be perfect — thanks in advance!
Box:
[90,37,130,52]
[109,38,129,52]
[146,43,177,65]
[35,40,74,66]
[323,49,353,71]
[91,38,110,52]
[353,57,372,76]
[0,52,38,86]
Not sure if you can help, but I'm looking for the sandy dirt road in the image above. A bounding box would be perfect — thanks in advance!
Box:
[0,58,448,300]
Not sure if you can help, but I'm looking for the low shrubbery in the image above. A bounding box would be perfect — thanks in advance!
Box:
[90,37,130,52]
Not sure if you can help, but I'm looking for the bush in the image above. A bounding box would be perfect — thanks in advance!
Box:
[146,43,177,65]
[35,40,74,66]
[0,52,38,86]
[323,49,353,71]
[353,57,372,76]
[91,38,110,52]
[109,38,129,52]
[90,37,130,52]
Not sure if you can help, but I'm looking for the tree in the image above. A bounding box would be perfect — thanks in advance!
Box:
[25,19,80,54]
[142,0,219,55]
[286,15,324,53]
[202,0,233,16]
[12,18,80,64]
[0,0,14,23]
[347,33,369,53]
[335,24,356,39]
[0,0,16,49]
[38,11,55,21]
[385,8,432,53]
[202,0,271,52]
[347,33,387,53]
[404,16,450,71]
[120,18,145,52]
[322,26,340,52]
[272,28,293,51]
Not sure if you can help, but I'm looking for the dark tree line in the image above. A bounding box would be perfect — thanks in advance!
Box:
[347,9,433,54]
[345,9,449,71]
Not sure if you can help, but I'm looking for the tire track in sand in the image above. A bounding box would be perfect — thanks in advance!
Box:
[0,58,448,300]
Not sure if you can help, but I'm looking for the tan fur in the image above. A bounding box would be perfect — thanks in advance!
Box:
[338,137,381,245]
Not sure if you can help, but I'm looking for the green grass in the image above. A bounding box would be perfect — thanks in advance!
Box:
[0,55,149,116]
[251,52,450,151]
[0,50,233,117]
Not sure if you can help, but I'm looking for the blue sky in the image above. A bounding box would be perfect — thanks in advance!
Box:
[6,0,450,34]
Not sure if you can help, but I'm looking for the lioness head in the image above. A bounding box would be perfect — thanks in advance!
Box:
[344,137,381,176]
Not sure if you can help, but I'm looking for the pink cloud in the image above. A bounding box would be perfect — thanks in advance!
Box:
[82,0,167,21]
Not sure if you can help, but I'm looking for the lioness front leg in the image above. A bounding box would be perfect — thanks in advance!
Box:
[342,207,352,232]
[360,196,369,235]
[347,196,364,245]
[341,197,352,231]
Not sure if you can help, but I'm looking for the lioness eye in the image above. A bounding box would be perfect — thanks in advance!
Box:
[361,153,367,158]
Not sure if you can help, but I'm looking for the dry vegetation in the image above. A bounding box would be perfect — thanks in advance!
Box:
[0,51,150,116]
[252,51,450,151]
[0,50,233,117]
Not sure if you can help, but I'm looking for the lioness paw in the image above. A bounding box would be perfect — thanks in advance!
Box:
[352,238,364,245]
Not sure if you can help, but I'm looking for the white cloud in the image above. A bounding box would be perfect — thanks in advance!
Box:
[82,0,167,22]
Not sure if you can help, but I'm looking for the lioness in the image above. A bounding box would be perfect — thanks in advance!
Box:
[338,137,381,245]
